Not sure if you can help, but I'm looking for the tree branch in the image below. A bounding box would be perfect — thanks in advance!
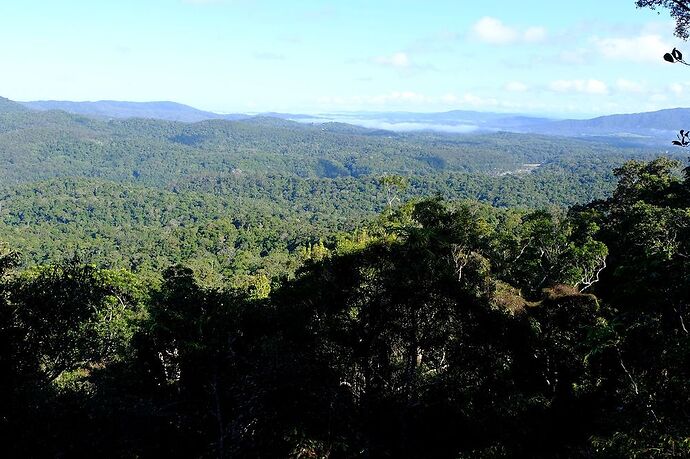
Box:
[671,0,690,13]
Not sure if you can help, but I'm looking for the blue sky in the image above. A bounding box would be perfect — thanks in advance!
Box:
[0,0,688,116]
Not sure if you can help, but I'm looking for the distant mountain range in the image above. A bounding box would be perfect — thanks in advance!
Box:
[0,96,31,113]
[7,97,690,145]
[324,109,684,144]
[21,100,250,123]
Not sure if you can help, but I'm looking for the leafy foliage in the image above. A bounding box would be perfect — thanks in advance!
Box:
[636,0,690,39]
[0,158,688,457]
[1,93,689,456]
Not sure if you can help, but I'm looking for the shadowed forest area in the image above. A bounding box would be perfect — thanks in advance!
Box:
[1,157,689,457]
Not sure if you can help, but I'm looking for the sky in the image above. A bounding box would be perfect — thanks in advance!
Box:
[0,0,688,117]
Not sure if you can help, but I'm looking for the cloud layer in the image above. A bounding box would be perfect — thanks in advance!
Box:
[471,17,547,45]
[549,79,609,94]
[593,34,671,63]
[373,52,411,69]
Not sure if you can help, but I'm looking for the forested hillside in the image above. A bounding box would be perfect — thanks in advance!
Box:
[0,94,689,457]
[0,101,658,183]
[1,157,689,457]
[21,100,250,122]
[0,99,676,277]
[19,99,690,143]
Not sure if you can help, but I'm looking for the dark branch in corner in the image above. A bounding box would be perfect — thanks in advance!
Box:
[672,130,690,147]
[671,0,690,13]
[663,48,690,65]
[662,48,690,147]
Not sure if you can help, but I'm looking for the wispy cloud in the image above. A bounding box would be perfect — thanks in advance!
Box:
[666,82,690,96]
[447,93,501,108]
[592,34,672,64]
[317,91,520,111]
[616,79,646,93]
[504,81,529,92]
[405,30,461,54]
[669,83,684,95]
[373,52,411,69]
[471,17,547,45]
[367,91,429,105]
[549,79,609,95]
[368,52,436,73]
[524,27,547,43]
[317,91,431,107]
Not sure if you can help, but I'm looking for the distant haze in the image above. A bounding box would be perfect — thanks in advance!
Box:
[13,97,690,146]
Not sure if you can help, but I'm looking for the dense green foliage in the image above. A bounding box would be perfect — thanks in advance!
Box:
[0,104,662,185]
[1,157,689,457]
[0,165,619,273]
[0,102,676,277]
[1,100,689,456]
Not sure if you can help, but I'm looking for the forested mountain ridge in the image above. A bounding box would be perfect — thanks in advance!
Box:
[0,96,666,185]
[525,107,690,138]
[0,94,676,273]
[0,97,30,114]
[22,99,250,122]
[14,96,690,143]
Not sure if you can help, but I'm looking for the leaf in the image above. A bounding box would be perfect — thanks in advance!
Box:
[672,140,683,146]
[681,130,685,137]
[664,53,676,63]
[673,48,683,60]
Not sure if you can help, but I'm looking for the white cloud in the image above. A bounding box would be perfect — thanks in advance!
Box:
[616,79,645,93]
[373,52,411,68]
[593,34,672,63]
[370,91,428,104]
[450,93,521,109]
[666,82,690,96]
[640,20,677,37]
[317,91,431,107]
[472,17,517,44]
[317,90,528,111]
[338,120,479,133]
[524,27,547,43]
[650,93,669,103]
[316,91,509,110]
[471,17,546,45]
[441,93,460,104]
[669,83,684,95]
[550,79,609,95]
[462,93,498,107]
[505,81,528,92]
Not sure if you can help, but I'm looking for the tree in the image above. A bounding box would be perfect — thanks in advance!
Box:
[10,260,141,382]
[378,174,408,210]
[636,1,690,39]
